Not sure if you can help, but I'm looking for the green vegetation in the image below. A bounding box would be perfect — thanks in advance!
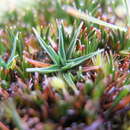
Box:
[0,0,130,130]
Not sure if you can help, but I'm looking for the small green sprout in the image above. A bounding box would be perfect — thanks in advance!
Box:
[92,51,115,77]
[50,77,69,97]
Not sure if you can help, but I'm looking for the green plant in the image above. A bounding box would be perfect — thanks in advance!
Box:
[92,51,115,77]
[109,30,130,55]
[0,32,18,69]
[1,98,27,130]
[26,22,103,94]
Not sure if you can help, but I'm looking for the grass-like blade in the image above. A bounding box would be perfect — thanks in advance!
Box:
[111,89,129,110]
[63,6,127,32]
[2,99,25,130]
[58,23,66,65]
[66,22,83,58]
[6,32,19,68]
[48,45,60,64]
[63,72,79,95]
[0,58,6,68]
[61,62,74,71]
[67,49,104,68]
[6,55,18,69]
[33,28,60,65]
[26,65,60,73]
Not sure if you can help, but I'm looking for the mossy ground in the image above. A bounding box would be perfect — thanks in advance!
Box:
[0,0,130,130]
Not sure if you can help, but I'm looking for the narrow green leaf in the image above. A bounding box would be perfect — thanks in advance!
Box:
[67,49,104,68]
[6,55,18,69]
[63,72,79,94]
[17,33,24,59]
[33,28,60,65]
[6,32,19,68]
[63,6,127,32]
[6,99,25,130]
[0,58,6,68]
[61,62,74,71]
[26,65,60,73]
[58,23,66,65]
[48,45,60,64]
[45,26,50,41]
[111,89,129,109]
[67,22,83,58]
